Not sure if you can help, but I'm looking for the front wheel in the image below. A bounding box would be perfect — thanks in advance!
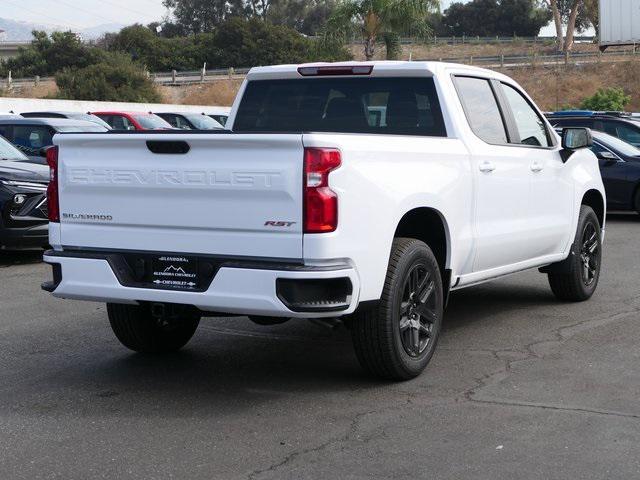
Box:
[350,238,444,381]
[547,205,602,301]
[107,303,200,353]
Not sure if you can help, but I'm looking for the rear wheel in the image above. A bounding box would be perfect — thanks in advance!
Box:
[107,303,200,353]
[350,238,443,381]
[547,205,602,301]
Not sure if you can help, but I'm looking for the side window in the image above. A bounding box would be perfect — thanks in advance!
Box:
[601,121,618,136]
[161,114,179,128]
[175,116,192,129]
[454,76,507,144]
[0,125,12,140]
[501,83,551,147]
[612,123,640,146]
[120,116,134,130]
[590,143,610,160]
[12,126,53,155]
[108,115,134,131]
[99,116,115,129]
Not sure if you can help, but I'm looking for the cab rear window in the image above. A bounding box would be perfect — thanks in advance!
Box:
[234,77,446,137]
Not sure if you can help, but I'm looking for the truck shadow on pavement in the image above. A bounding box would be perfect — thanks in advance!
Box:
[18,280,563,414]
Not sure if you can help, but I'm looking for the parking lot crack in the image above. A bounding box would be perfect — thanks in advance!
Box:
[468,397,640,420]
[460,306,640,419]
[246,409,377,480]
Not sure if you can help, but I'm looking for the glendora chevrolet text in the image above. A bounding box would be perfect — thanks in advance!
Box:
[42,62,606,380]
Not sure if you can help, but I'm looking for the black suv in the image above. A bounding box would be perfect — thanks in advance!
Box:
[546,111,640,147]
[0,136,49,250]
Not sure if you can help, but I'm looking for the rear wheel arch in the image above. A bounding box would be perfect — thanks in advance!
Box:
[394,207,450,275]
[581,189,605,227]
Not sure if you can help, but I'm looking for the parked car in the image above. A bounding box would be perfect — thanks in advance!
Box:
[155,112,224,130]
[0,118,108,164]
[20,111,112,129]
[43,62,605,381]
[209,114,229,126]
[547,111,640,147]
[587,129,640,212]
[0,136,49,250]
[92,111,173,131]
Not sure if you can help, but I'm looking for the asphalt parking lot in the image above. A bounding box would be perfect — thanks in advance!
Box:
[1,214,639,480]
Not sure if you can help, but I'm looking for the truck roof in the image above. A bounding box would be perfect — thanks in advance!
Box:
[246,61,513,83]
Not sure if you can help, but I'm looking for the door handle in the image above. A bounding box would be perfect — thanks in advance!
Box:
[479,161,495,173]
[530,161,543,173]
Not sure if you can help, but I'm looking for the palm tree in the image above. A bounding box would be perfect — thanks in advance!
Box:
[323,0,439,61]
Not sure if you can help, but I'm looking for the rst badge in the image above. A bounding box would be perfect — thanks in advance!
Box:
[264,221,296,227]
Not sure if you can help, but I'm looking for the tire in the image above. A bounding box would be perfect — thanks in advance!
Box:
[634,188,640,215]
[107,303,200,353]
[350,238,444,381]
[548,205,602,302]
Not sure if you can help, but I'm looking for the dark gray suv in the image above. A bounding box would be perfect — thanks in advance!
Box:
[0,118,108,164]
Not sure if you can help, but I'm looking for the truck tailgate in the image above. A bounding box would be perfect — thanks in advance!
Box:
[54,133,304,259]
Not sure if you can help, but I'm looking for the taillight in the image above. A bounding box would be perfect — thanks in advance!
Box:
[46,146,59,223]
[304,147,341,233]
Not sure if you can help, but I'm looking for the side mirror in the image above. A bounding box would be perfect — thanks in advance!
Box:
[560,128,593,163]
[39,146,50,158]
[562,127,593,150]
[596,150,619,163]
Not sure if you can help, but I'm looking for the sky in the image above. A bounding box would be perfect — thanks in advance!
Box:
[1,0,461,29]
[1,0,169,29]
[0,0,564,36]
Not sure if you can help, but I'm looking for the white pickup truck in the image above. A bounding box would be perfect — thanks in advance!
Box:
[42,62,605,380]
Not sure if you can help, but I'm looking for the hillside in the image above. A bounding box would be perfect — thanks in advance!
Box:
[0,17,123,41]
[0,18,53,41]
[162,58,640,113]
[4,41,640,113]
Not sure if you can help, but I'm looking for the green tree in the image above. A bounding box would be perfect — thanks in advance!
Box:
[203,17,349,67]
[323,0,439,60]
[580,88,631,111]
[545,0,590,52]
[147,21,187,38]
[441,0,550,37]
[162,0,246,33]
[441,0,498,36]
[56,52,162,103]
[100,24,200,71]
[0,30,104,77]
[267,0,339,35]
[497,0,551,36]
[583,0,598,37]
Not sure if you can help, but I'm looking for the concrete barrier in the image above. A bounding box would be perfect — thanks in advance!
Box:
[0,97,231,116]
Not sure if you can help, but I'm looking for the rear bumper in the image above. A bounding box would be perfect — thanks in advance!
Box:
[43,250,360,318]
[0,222,49,251]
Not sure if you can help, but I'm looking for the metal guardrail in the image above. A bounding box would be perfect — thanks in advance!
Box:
[397,35,595,45]
[150,67,251,85]
[1,46,637,88]
[148,49,639,85]
[415,48,640,67]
